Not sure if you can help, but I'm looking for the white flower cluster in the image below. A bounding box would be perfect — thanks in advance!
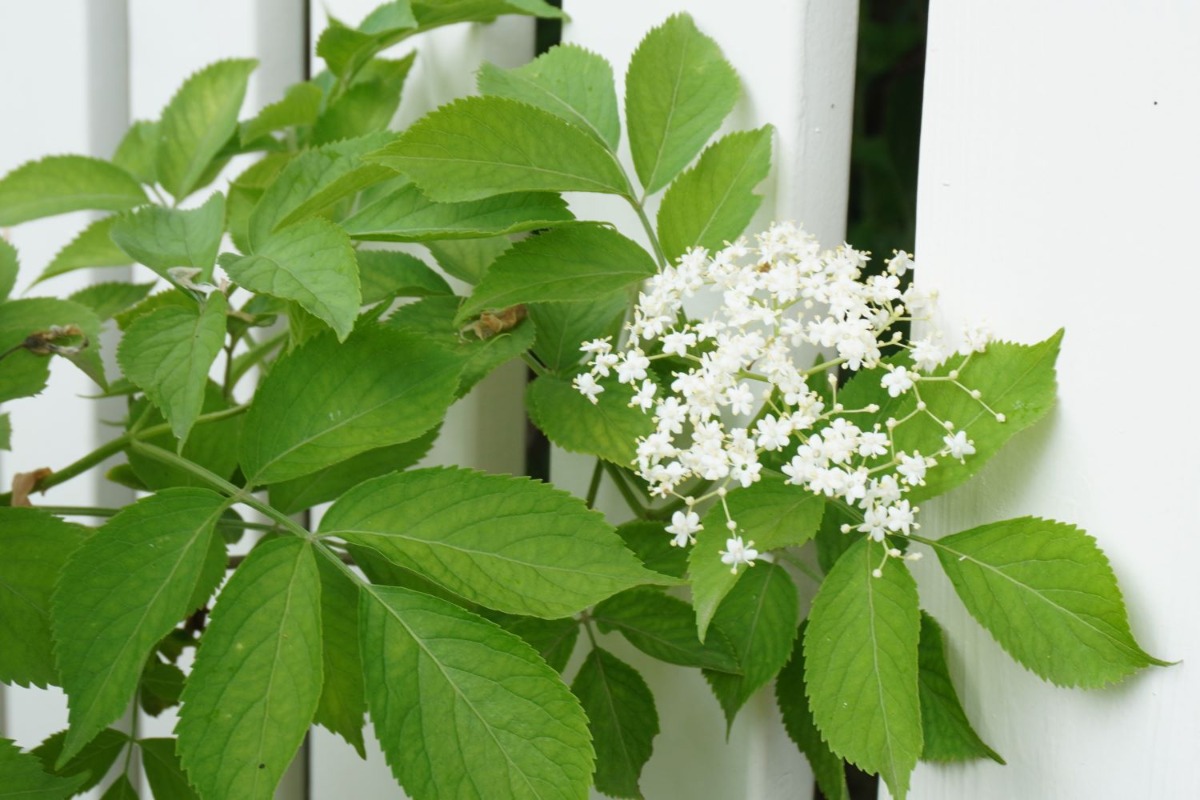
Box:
[574,222,1005,575]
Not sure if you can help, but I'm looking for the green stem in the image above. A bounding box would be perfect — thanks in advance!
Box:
[130,441,311,541]
[584,460,604,509]
[521,352,548,378]
[0,404,249,507]
[626,194,669,270]
[603,463,645,517]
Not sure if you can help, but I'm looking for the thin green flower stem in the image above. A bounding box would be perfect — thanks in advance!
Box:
[581,615,601,650]
[603,463,646,517]
[0,404,247,506]
[521,352,548,377]
[584,459,604,509]
[129,441,311,542]
[626,194,669,270]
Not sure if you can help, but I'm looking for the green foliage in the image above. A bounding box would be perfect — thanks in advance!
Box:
[220,218,360,340]
[112,121,160,185]
[0,156,146,226]
[0,297,107,396]
[360,584,593,800]
[625,14,739,195]
[776,622,850,800]
[239,326,459,484]
[478,44,621,149]
[320,467,666,617]
[691,475,823,639]
[0,509,85,687]
[157,59,258,199]
[314,552,368,756]
[593,588,740,673]
[703,563,798,726]
[31,728,129,795]
[68,282,156,321]
[117,292,227,444]
[241,83,323,144]
[52,489,228,763]
[572,647,659,798]
[0,239,16,301]
[177,537,322,800]
[657,127,772,264]
[36,216,132,284]
[527,374,654,466]
[0,738,83,800]
[109,193,225,281]
[805,537,922,799]
[459,223,655,322]
[369,96,630,200]
[917,612,1004,764]
[932,517,1165,687]
[357,250,451,304]
[527,291,626,372]
[425,235,511,284]
[344,184,574,242]
[138,739,200,800]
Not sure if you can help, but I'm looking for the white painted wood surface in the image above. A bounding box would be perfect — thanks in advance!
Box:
[893,1,1200,798]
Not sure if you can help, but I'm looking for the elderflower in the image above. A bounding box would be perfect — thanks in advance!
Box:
[576,222,1006,575]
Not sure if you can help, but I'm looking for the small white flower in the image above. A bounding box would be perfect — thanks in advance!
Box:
[896,452,928,486]
[630,379,657,411]
[881,366,915,397]
[580,338,612,355]
[943,430,976,461]
[961,321,992,354]
[910,337,946,372]
[665,510,703,548]
[616,350,651,384]
[719,535,759,573]
[573,373,604,404]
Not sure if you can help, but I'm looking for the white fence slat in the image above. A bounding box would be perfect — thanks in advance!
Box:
[895,1,1200,798]
[563,2,858,798]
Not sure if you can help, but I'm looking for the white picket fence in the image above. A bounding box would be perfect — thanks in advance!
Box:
[1,1,1194,798]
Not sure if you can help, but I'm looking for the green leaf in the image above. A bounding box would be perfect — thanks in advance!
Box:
[157,59,258,199]
[571,648,658,799]
[109,193,225,281]
[917,612,1004,764]
[344,184,573,242]
[0,413,9,451]
[625,14,740,195]
[139,739,200,800]
[425,235,511,285]
[357,250,451,305]
[805,537,921,800]
[112,120,160,185]
[241,83,323,144]
[0,156,146,226]
[526,374,654,466]
[52,489,228,764]
[248,134,395,248]
[0,739,83,800]
[0,238,16,301]
[360,584,593,800]
[385,295,534,396]
[840,331,1063,503]
[593,588,740,673]
[314,551,367,757]
[117,291,227,445]
[320,466,666,618]
[0,510,85,687]
[227,153,293,252]
[704,563,798,726]
[368,96,629,201]
[615,519,688,579]
[140,657,186,716]
[220,217,360,340]
[0,297,106,392]
[691,476,823,639]
[488,614,579,674]
[775,622,850,800]
[458,223,654,323]
[316,7,416,81]
[269,425,438,515]
[931,516,1166,687]
[410,0,565,28]
[527,292,626,372]
[177,537,322,800]
[35,216,131,285]
[312,55,415,145]
[656,127,772,264]
[240,325,459,484]
[31,728,128,795]
[478,44,619,149]
[68,282,156,321]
